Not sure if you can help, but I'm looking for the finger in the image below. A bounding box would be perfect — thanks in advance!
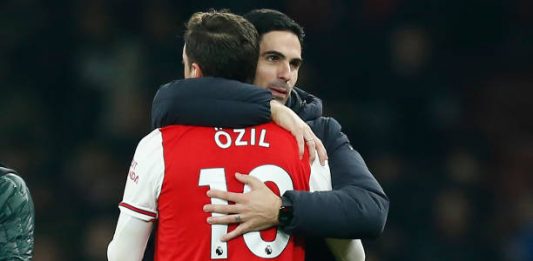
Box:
[295,131,305,160]
[221,224,249,242]
[203,204,240,214]
[207,189,244,203]
[314,138,328,166]
[235,172,263,189]
[207,214,244,225]
[306,138,317,164]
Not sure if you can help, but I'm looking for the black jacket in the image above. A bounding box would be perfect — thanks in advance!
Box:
[151,78,389,259]
[152,78,272,129]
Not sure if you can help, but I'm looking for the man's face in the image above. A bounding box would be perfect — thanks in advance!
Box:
[254,31,302,104]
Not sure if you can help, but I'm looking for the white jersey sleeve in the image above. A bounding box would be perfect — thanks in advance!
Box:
[309,158,332,192]
[118,129,165,221]
[107,212,153,261]
[309,156,366,261]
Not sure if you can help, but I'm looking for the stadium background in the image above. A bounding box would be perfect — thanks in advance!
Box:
[1,0,531,260]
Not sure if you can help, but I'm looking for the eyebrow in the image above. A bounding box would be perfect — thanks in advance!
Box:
[261,50,303,64]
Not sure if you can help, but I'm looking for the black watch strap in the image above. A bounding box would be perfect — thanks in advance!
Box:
[278,196,293,228]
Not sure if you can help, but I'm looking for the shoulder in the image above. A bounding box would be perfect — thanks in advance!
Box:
[0,166,26,193]
[1,173,27,188]
[138,129,163,147]
[132,129,165,164]
[308,116,351,153]
[308,117,343,138]
[0,173,30,208]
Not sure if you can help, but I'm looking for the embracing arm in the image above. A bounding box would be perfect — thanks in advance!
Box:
[151,78,326,163]
[282,117,389,239]
[205,118,388,239]
[151,77,272,129]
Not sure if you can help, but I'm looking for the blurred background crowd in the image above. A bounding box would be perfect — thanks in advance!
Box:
[1,0,531,260]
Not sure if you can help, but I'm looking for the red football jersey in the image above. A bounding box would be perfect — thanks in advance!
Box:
[119,123,314,260]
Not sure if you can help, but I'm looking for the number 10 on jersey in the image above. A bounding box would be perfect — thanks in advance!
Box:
[199,165,294,259]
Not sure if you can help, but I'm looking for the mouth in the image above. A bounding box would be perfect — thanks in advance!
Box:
[268,86,289,100]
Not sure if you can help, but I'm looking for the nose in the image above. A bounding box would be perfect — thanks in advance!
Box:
[277,62,291,82]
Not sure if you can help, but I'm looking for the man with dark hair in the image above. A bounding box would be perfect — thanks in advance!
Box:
[107,10,355,260]
[151,8,388,260]
[183,10,258,83]
[245,8,305,52]
[0,164,35,260]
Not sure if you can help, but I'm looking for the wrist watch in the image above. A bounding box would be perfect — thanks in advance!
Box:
[278,196,293,228]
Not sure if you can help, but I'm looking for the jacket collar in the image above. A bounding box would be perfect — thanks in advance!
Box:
[286,87,323,121]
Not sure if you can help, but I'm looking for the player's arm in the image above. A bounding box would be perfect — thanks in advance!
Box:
[326,239,365,261]
[107,213,153,261]
[151,77,272,129]
[151,78,326,164]
[108,129,165,260]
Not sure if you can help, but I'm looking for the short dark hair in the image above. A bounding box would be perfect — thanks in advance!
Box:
[184,10,259,83]
[244,9,305,47]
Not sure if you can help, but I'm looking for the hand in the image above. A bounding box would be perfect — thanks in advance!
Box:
[203,173,282,242]
[270,100,328,165]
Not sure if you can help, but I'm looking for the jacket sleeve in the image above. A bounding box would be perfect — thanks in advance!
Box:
[151,77,272,129]
[0,174,35,259]
[282,117,389,239]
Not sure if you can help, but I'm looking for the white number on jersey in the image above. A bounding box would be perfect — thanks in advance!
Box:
[198,165,293,259]
[199,168,229,259]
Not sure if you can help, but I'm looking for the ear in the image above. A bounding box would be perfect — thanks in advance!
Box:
[191,63,203,78]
